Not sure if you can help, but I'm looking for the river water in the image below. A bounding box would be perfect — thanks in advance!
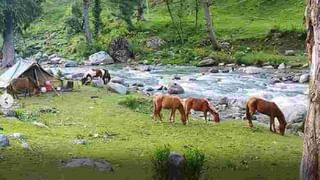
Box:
[50,64,309,121]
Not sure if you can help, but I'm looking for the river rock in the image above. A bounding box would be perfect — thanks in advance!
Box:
[299,74,310,83]
[239,66,265,74]
[107,83,128,95]
[91,79,104,88]
[0,134,9,147]
[172,75,181,80]
[139,65,152,72]
[286,105,307,123]
[88,51,114,65]
[285,50,296,56]
[263,65,274,69]
[287,122,304,134]
[271,78,281,84]
[168,82,184,94]
[292,75,301,82]
[220,69,230,73]
[209,68,219,73]
[111,77,125,85]
[146,36,166,49]
[197,58,218,67]
[278,63,286,70]
[63,158,113,172]
[50,57,62,64]
[218,97,229,105]
[132,83,144,87]
[145,87,154,92]
[109,37,134,63]
[64,60,78,67]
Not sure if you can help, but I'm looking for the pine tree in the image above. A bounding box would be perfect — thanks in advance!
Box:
[0,0,44,67]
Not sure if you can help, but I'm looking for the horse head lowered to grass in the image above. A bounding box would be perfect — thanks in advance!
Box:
[246,97,287,135]
[81,68,111,85]
[153,95,187,125]
[185,97,220,123]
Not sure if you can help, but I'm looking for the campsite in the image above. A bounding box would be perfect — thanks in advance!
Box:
[0,0,318,179]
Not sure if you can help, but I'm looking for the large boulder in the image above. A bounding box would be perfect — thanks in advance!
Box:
[146,37,166,49]
[285,104,307,123]
[91,79,105,88]
[0,134,9,147]
[107,82,128,95]
[63,158,113,172]
[88,51,114,65]
[239,66,265,74]
[299,74,310,83]
[168,153,185,180]
[197,58,218,67]
[109,37,135,63]
[167,82,184,94]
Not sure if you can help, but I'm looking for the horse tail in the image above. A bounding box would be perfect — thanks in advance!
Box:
[103,69,111,84]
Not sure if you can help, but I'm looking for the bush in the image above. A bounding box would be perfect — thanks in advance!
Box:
[118,95,152,114]
[15,109,39,122]
[184,147,205,180]
[152,145,171,180]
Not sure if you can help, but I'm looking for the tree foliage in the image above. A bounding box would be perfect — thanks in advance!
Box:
[93,0,102,37]
[0,0,44,33]
[64,2,83,35]
[110,0,144,31]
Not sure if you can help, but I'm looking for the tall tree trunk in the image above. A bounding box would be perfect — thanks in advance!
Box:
[137,0,146,21]
[300,0,320,179]
[83,0,92,45]
[201,0,220,50]
[2,0,15,67]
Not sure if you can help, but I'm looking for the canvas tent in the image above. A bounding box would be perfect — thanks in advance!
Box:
[0,59,61,89]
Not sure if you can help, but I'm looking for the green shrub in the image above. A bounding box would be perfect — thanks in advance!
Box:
[184,147,205,180]
[15,109,39,122]
[118,95,152,114]
[152,145,171,180]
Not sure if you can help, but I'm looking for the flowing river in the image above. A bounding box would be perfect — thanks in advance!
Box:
[50,64,309,123]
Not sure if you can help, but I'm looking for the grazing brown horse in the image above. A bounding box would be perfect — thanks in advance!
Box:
[153,95,187,125]
[81,68,111,85]
[185,97,220,123]
[7,77,39,99]
[246,97,287,135]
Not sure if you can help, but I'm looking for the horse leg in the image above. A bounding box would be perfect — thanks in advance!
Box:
[248,112,254,128]
[204,111,208,123]
[186,106,191,122]
[172,108,176,123]
[269,116,274,132]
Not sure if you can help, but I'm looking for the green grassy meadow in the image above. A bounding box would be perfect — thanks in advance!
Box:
[0,87,303,179]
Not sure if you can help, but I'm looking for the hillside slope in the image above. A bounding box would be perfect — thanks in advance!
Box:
[17,0,306,65]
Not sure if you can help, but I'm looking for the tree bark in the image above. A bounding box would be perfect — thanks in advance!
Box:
[201,0,220,50]
[300,0,320,179]
[83,0,92,45]
[2,0,15,67]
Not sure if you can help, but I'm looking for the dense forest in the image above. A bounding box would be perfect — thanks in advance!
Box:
[0,0,305,67]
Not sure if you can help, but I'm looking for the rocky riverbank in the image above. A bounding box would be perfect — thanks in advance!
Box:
[37,52,309,135]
